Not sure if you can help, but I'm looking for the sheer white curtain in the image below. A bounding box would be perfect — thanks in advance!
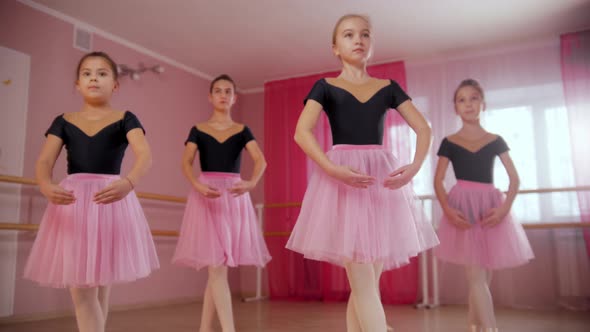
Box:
[406,39,590,309]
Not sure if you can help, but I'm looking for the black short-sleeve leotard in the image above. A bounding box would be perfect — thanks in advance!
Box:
[304,78,411,145]
[185,126,255,174]
[45,111,144,175]
[437,136,510,184]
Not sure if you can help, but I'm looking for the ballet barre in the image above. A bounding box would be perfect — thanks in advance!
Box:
[243,204,268,302]
[254,186,590,307]
[0,222,180,237]
[415,185,590,309]
[417,220,590,309]
[0,174,187,203]
[2,174,590,306]
[3,219,589,307]
[0,175,188,238]
[0,174,274,303]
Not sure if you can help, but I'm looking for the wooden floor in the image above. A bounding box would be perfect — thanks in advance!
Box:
[1,300,589,332]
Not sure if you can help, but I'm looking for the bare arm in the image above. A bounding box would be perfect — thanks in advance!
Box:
[181,141,221,198]
[482,151,520,227]
[181,142,200,188]
[36,135,76,204]
[384,100,432,189]
[94,128,152,203]
[124,128,152,186]
[433,156,451,211]
[244,140,266,185]
[498,152,520,210]
[397,100,432,168]
[294,100,375,188]
[229,140,267,196]
[36,135,63,187]
[433,156,470,228]
[293,99,337,173]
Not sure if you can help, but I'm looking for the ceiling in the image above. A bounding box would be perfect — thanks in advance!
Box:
[28,0,590,91]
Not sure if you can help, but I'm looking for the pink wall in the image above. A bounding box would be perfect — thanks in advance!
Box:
[232,91,269,296]
[0,0,241,318]
[234,91,265,205]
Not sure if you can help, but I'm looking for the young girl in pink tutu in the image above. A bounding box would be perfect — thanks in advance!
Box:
[434,79,534,332]
[286,14,439,331]
[24,51,159,332]
[172,74,271,332]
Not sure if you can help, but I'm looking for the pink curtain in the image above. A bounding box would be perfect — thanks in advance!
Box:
[264,71,333,301]
[561,30,590,256]
[264,61,420,304]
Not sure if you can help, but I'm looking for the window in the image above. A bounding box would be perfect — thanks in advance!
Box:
[483,100,579,222]
[403,84,580,224]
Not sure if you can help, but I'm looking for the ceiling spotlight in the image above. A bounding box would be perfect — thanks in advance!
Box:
[117,63,164,80]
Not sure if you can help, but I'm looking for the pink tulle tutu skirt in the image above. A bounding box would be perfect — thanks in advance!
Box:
[24,173,159,288]
[173,172,271,270]
[434,180,534,269]
[286,145,439,270]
